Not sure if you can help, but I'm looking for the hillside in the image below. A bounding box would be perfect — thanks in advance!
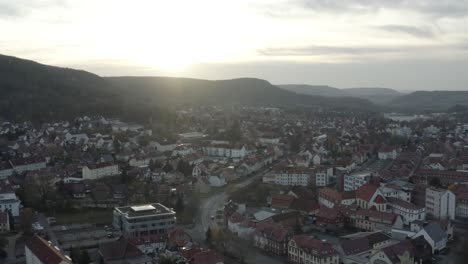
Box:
[278,84,347,97]
[106,76,375,111]
[279,84,401,104]
[0,54,121,123]
[387,91,468,112]
[0,54,376,122]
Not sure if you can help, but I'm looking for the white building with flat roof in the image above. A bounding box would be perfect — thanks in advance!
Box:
[425,187,455,220]
[113,203,176,238]
[344,172,371,191]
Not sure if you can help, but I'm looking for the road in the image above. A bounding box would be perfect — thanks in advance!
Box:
[189,168,283,264]
[191,169,267,241]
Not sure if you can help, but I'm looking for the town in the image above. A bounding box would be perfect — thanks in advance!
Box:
[0,106,467,264]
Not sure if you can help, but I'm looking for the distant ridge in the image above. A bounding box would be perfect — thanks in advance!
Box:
[0,53,376,122]
[279,84,402,104]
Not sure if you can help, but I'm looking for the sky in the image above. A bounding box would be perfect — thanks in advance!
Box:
[1,0,468,91]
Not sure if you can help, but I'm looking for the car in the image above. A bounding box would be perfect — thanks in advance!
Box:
[211,215,215,220]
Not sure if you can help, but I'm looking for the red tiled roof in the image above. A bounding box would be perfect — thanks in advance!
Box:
[356,183,379,202]
[191,249,223,264]
[381,240,415,264]
[374,195,386,204]
[291,235,337,257]
[316,206,343,221]
[26,235,72,264]
[271,194,295,208]
[99,236,144,261]
[255,222,291,242]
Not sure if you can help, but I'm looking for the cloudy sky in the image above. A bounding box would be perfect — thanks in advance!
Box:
[1,0,468,90]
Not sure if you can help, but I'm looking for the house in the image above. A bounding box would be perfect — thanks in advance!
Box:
[82,162,119,180]
[190,249,224,264]
[128,234,167,255]
[378,146,398,160]
[338,232,392,264]
[288,235,339,264]
[318,187,356,208]
[369,239,415,264]
[202,143,246,159]
[411,222,448,254]
[270,194,295,209]
[0,211,10,232]
[316,206,344,230]
[0,189,21,216]
[387,198,426,225]
[227,212,256,239]
[351,209,403,234]
[253,222,292,256]
[25,234,72,264]
[9,157,46,174]
[267,165,315,186]
[99,236,152,264]
[425,187,455,220]
[208,174,227,187]
[356,183,387,212]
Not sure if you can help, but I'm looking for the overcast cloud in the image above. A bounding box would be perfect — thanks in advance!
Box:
[0,0,467,90]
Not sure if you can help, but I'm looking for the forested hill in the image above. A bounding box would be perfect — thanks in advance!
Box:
[0,54,377,123]
[106,76,376,110]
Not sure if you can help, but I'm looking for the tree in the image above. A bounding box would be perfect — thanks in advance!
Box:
[121,166,130,184]
[78,249,91,264]
[0,236,7,248]
[20,208,33,235]
[206,228,212,244]
[175,196,184,213]
[429,177,442,188]
[163,162,173,173]
[7,210,14,231]
[294,219,303,234]
[24,172,55,210]
[177,160,193,177]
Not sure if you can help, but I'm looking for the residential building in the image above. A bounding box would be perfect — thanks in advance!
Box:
[113,203,176,238]
[0,190,21,216]
[202,144,246,159]
[9,158,46,174]
[351,209,403,234]
[288,235,339,264]
[267,166,314,186]
[254,222,292,256]
[369,240,415,264]
[425,187,455,220]
[25,234,72,264]
[99,236,151,264]
[412,222,448,254]
[318,187,355,208]
[344,172,371,191]
[387,198,426,225]
[82,162,119,180]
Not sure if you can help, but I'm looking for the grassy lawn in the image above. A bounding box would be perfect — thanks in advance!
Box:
[54,209,113,225]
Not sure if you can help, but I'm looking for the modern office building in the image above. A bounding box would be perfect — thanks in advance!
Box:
[113,203,176,238]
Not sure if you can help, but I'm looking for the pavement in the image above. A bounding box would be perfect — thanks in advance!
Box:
[1,233,22,264]
[188,168,284,264]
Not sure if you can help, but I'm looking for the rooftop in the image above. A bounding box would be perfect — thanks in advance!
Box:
[115,203,175,218]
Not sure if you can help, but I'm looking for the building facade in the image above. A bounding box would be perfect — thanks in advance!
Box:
[425,187,455,220]
[113,203,176,238]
